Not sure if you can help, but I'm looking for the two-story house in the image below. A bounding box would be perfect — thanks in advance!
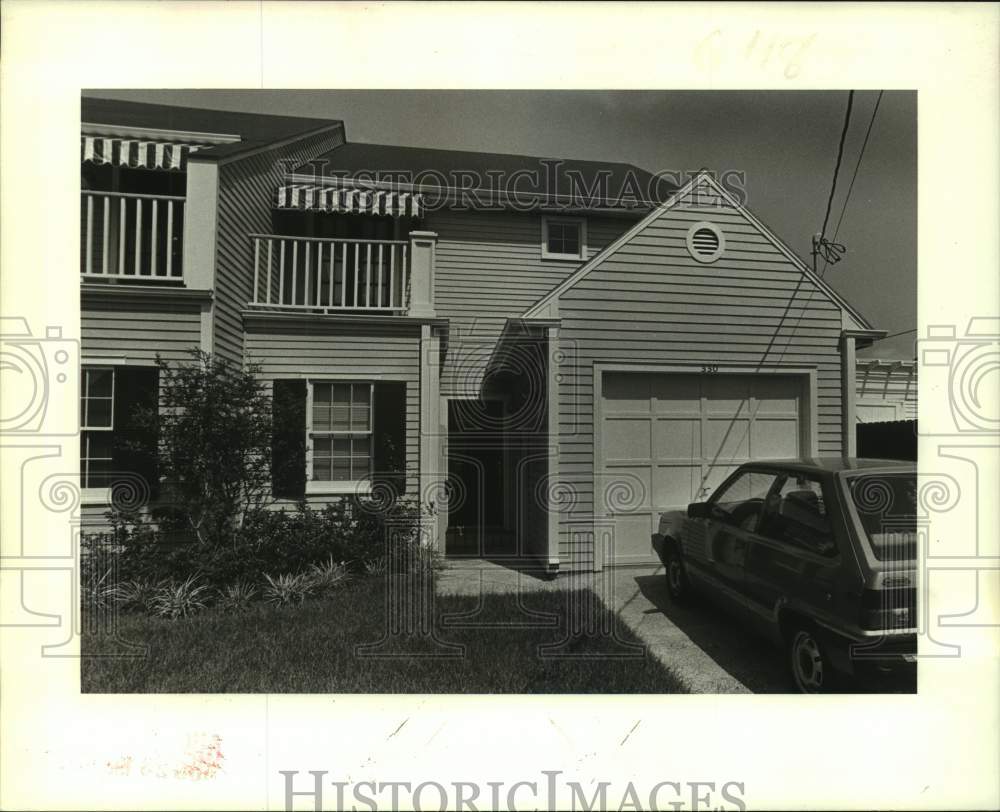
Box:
[80,98,884,575]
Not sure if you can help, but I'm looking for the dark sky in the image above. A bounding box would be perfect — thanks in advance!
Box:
[85,89,916,339]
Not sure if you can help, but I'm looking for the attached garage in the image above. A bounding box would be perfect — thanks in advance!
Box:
[520,171,876,573]
[597,368,814,565]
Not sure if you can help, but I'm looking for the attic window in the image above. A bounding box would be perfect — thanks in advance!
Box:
[686,222,725,263]
[542,216,587,261]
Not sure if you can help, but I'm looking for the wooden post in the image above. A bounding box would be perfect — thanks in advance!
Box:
[407,231,437,318]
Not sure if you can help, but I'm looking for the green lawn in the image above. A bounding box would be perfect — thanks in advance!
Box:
[82,578,685,693]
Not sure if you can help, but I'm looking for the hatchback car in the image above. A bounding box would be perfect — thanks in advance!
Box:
[651,458,917,693]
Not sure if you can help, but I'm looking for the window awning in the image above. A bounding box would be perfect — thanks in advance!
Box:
[81,136,204,171]
[275,184,423,218]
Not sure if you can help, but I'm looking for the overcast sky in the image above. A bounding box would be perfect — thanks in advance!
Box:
[85,89,916,344]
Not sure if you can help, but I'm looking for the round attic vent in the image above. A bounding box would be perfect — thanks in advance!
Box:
[686,222,725,263]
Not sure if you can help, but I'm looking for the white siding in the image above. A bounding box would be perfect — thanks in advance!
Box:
[553,179,847,571]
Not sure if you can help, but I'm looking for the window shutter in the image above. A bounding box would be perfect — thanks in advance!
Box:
[112,366,160,501]
[373,382,407,496]
[272,379,307,499]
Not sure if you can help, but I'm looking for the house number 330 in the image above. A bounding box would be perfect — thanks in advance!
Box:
[701,365,720,373]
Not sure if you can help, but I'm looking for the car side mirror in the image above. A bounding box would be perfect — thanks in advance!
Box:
[688,501,712,519]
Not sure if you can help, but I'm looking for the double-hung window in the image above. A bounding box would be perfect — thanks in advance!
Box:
[308,382,374,493]
[80,367,115,489]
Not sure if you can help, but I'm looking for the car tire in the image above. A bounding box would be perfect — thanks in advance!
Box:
[786,623,838,694]
[664,543,694,605]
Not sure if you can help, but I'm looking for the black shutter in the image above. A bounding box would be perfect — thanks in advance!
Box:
[272,379,306,499]
[373,382,407,497]
[111,366,160,503]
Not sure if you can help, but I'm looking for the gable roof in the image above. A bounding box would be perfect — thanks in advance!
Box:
[522,170,875,330]
[81,97,342,162]
[291,141,676,209]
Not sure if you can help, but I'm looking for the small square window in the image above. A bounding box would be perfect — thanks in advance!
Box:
[542,217,586,260]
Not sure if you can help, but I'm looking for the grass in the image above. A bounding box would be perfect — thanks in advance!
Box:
[81,578,686,693]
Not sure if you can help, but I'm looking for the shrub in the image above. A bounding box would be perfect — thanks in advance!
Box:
[99,493,430,596]
[217,581,258,613]
[307,556,350,596]
[131,350,274,547]
[262,573,313,607]
[110,578,162,614]
[151,576,212,619]
[82,563,116,611]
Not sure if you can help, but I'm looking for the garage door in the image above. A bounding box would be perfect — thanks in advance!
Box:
[600,372,803,565]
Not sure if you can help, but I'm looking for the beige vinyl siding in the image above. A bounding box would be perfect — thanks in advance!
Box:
[212,127,345,366]
[856,362,917,421]
[245,319,422,503]
[423,209,637,397]
[554,183,847,571]
[81,295,203,363]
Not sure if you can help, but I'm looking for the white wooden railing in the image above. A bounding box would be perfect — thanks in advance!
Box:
[81,191,185,281]
[248,234,410,312]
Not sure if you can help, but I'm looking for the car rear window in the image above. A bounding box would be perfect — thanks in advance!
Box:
[846,472,917,562]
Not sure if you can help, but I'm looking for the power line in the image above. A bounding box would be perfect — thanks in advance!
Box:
[819,91,885,276]
[820,90,854,240]
[812,90,854,274]
[831,90,884,245]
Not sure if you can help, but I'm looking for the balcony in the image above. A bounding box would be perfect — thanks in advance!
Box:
[81,191,185,282]
[248,234,411,314]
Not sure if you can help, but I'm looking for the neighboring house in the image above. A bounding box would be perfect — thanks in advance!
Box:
[854,335,918,460]
[80,99,885,574]
[855,337,918,423]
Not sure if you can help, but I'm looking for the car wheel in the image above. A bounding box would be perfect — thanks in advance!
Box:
[664,544,693,604]
[787,624,836,694]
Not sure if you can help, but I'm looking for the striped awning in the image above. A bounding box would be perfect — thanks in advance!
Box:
[81,136,203,171]
[276,184,423,218]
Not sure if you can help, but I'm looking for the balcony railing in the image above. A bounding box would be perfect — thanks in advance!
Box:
[249,234,410,313]
[80,191,185,281]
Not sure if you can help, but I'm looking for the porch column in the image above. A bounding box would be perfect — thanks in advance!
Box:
[546,325,561,575]
[408,231,437,318]
[841,333,857,456]
[182,159,218,291]
[419,324,444,549]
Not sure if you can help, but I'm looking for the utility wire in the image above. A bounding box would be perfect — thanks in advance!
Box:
[830,90,884,245]
[819,90,885,276]
[812,90,854,274]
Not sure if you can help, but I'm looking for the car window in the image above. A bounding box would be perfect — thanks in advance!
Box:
[708,471,777,532]
[758,474,836,556]
[846,473,917,562]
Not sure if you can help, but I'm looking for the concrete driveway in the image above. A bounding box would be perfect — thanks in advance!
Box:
[604,565,789,693]
[436,559,914,694]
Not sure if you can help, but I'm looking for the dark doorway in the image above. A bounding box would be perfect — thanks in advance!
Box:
[446,398,515,556]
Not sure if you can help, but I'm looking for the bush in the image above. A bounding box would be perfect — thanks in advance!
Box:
[107,496,429,589]
[262,572,313,607]
[88,493,434,619]
[110,578,162,614]
[307,556,351,596]
[150,576,212,619]
[217,582,258,613]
